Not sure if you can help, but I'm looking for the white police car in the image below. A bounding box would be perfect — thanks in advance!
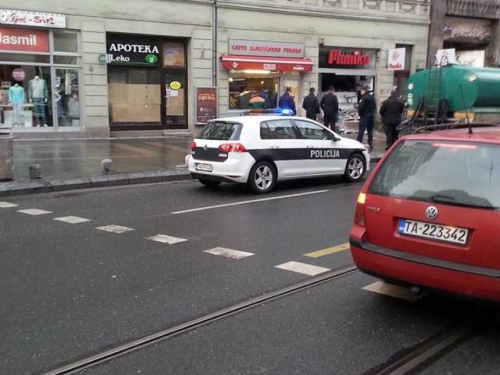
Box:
[188,116,370,193]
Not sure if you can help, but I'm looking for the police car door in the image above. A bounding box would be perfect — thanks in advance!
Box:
[258,119,307,177]
[293,119,345,175]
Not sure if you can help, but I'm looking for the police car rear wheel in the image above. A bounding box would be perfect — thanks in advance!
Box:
[199,179,222,188]
[249,161,276,194]
[344,154,366,182]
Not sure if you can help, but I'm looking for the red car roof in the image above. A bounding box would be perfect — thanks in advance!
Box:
[402,126,500,144]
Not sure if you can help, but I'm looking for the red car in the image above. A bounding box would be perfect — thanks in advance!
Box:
[350,126,500,301]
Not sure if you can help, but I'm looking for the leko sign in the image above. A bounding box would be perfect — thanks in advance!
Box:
[106,35,160,66]
[0,27,49,52]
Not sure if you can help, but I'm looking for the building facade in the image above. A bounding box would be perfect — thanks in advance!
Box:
[0,0,429,139]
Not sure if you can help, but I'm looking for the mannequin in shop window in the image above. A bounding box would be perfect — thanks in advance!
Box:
[8,83,26,127]
[29,75,49,127]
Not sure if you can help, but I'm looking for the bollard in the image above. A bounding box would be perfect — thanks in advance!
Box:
[101,159,116,174]
[0,133,13,181]
[29,164,43,179]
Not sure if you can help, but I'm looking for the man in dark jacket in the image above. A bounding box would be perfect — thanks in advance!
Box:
[278,87,297,115]
[302,87,320,120]
[259,87,270,109]
[356,86,376,151]
[320,86,339,130]
[380,90,404,149]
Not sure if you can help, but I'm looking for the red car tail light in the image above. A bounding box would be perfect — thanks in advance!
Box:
[191,141,197,151]
[355,192,366,226]
[218,143,248,153]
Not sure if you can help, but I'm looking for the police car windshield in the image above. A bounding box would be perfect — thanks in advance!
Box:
[369,140,500,210]
[197,121,243,141]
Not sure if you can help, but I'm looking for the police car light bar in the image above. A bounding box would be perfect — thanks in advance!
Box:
[242,109,294,116]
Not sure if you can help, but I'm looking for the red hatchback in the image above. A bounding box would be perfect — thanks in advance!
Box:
[350,127,500,302]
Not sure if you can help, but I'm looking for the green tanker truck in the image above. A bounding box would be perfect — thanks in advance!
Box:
[404,65,500,128]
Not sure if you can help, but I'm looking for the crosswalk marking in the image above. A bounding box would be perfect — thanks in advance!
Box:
[0,202,18,208]
[54,216,91,224]
[146,234,187,245]
[18,209,52,216]
[204,247,254,259]
[275,261,330,276]
[95,225,134,234]
[362,281,420,302]
[304,243,350,258]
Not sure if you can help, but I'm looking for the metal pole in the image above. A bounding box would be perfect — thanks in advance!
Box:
[212,0,218,86]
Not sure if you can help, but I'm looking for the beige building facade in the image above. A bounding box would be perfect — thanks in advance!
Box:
[0,0,429,138]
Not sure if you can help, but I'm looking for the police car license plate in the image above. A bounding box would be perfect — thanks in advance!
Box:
[195,163,213,172]
[398,219,469,246]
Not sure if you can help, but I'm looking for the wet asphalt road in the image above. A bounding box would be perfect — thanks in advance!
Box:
[1,178,499,375]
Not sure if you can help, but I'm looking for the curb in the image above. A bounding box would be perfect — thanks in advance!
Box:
[0,169,192,197]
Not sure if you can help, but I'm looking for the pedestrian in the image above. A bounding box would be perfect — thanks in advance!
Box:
[259,87,270,109]
[278,87,297,115]
[249,92,266,109]
[356,86,376,151]
[320,86,339,131]
[302,87,320,121]
[380,90,404,150]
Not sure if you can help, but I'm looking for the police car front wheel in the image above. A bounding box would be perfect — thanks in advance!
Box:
[249,161,277,194]
[344,154,366,182]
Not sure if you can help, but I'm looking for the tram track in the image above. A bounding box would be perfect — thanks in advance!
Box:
[40,265,359,375]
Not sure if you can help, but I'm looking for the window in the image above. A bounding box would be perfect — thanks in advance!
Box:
[260,120,298,140]
[197,121,242,140]
[53,31,79,53]
[294,120,331,140]
[369,140,500,210]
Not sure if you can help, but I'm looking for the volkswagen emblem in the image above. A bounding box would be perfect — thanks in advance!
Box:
[204,144,208,151]
[425,206,439,220]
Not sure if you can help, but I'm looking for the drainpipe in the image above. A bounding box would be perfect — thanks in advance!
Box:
[212,0,218,86]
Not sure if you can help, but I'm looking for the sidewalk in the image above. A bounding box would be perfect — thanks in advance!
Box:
[0,136,386,197]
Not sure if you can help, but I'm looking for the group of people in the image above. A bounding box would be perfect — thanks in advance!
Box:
[302,86,404,151]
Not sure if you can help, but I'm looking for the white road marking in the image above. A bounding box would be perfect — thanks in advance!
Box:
[171,190,330,215]
[18,209,52,216]
[275,261,330,276]
[95,225,134,234]
[54,216,91,224]
[204,247,255,259]
[0,202,18,208]
[146,234,187,245]
[362,281,420,302]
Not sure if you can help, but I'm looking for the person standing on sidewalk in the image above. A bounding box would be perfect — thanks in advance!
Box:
[356,86,376,151]
[380,90,404,150]
[320,86,339,131]
[278,87,297,115]
[302,87,320,121]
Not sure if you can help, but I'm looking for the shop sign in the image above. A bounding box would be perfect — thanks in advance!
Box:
[229,40,305,58]
[12,68,25,81]
[436,49,457,66]
[319,47,376,69]
[170,81,182,90]
[456,50,485,68]
[196,87,217,125]
[0,9,66,28]
[0,26,49,52]
[106,35,160,66]
[388,48,406,71]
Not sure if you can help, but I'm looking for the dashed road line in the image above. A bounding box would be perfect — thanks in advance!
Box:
[54,216,91,224]
[146,234,187,245]
[18,209,52,216]
[275,261,330,276]
[304,243,350,258]
[0,202,18,208]
[362,281,420,302]
[203,247,255,259]
[171,190,330,215]
[95,225,134,234]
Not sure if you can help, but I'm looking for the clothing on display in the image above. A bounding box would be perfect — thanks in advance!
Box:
[29,76,49,127]
[8,84,26,126]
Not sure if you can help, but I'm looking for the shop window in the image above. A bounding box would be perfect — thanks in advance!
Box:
[163,41,185,68]
[108,66,161,125]
[54,68,80,127]
[0,53,50,64]
[53,56,79,65]
[53,30,79,53]
[165,71,186,125]
[229,75,279,110]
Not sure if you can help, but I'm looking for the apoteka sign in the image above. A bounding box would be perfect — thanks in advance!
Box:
[388,48,406,71]
[106,34,160,66]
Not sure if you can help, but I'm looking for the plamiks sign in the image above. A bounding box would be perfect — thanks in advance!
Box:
[106,34,160,65]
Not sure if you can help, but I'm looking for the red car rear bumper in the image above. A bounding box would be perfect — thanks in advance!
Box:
[350,238,500,302]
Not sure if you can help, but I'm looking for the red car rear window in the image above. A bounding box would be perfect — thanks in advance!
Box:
[369,140,499,210]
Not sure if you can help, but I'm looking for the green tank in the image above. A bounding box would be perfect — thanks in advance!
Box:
[405,65,500,112]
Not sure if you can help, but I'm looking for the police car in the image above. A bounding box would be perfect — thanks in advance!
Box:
[188,116,370,193]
